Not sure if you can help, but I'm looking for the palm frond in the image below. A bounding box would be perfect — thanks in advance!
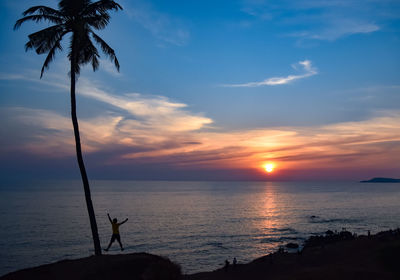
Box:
[14,15,63,30]
[25,40,34,52]
[69,33,100,73]
[59,0,91,17]
[85,14,110,30]
[91,32,120,71]
[22,5,63,17]
[83,0,122,17]
[27,25,66,54]
[91,53,100,71]
[17,1,121,76]
[40,37,64,78]
[80,38,100,71]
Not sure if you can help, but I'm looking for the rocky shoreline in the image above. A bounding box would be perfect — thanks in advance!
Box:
[186,228,400,280]
[1,229,400,280]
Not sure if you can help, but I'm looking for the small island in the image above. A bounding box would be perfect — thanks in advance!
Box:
[360,177,400,183]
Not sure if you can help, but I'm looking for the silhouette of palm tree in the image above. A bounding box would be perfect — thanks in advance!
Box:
[14,0,122,256]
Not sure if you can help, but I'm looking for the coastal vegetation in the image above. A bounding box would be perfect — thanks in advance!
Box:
[14,0,123,255]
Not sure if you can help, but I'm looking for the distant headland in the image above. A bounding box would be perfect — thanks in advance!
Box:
[360,177,400,183]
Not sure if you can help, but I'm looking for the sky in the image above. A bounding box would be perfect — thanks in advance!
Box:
[0,0,400,181]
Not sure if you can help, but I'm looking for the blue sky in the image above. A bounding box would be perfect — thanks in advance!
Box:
[0,0,399,181]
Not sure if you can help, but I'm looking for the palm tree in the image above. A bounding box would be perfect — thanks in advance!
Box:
[14,0,122,256]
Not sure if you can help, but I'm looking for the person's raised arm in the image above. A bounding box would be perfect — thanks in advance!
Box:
[107,213,112,223]
[119,218,128,225]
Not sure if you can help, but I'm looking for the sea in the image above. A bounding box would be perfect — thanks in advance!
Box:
[1,180,400,276]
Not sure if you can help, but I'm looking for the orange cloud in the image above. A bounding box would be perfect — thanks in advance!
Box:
[2,73,399,177]
[5,105,400,177]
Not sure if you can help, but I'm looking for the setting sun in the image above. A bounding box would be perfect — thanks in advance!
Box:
[264,163,275,173]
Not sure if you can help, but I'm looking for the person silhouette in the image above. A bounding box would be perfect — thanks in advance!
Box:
[224,259,230,272]
[104,213,128,251]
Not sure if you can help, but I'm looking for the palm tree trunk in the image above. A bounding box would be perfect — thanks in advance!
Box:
[70,52,102,256]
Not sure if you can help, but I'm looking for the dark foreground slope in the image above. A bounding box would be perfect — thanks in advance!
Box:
[2,230,399,280]
[186,229,400,280]
[1,253,181,280]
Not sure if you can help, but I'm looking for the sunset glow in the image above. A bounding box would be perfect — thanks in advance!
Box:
[264,163,275,173]
[1,0,399,181]
[2,1,400,278]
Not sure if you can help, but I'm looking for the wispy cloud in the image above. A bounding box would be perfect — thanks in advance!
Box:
[3,105,400,174]
[0,70,69,91]
[76,78,212,132]
[1,70,212,133]
[223,60,317,87]
[99,59,122,77]
[290,18,379,41]
[121,0,190,46]
[2,69,399,177]
[240,0,392,42]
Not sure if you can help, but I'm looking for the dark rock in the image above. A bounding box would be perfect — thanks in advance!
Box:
[1,253,182,280]
[360,177,400,183]
[286,243,299,249]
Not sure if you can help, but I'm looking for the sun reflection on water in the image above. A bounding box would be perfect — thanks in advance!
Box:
[249,183,287,254]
